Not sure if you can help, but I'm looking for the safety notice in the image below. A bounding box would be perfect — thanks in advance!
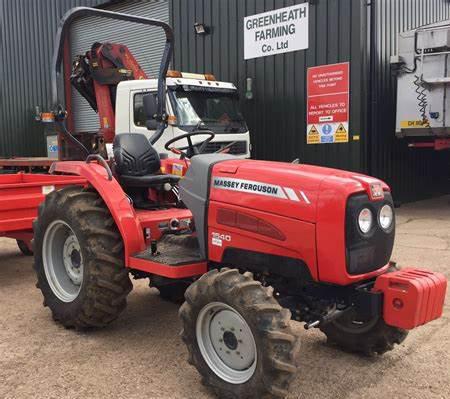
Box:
[306,62,350,144]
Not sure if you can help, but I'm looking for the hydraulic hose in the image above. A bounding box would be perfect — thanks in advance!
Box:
[56,119,90,158]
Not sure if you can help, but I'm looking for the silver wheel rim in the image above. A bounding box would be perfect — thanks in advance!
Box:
[196,302,257,384]
[42,220,83,303]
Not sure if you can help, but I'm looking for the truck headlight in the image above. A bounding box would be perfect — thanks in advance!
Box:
[379,204,393,230]
[358,208,373,234]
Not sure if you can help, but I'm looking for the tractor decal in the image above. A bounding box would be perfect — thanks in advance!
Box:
[213,176,311,203]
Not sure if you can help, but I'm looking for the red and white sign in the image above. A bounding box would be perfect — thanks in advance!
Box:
[306,62,350,144]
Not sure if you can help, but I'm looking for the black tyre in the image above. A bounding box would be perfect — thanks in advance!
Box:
[320,264,407,355]
[179,268,300,399]
[156,282,189,303]
[320,311,408,355]
[33,186,132,329]
[17,239,33,256]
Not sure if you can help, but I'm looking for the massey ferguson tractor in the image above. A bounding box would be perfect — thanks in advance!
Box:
[32,7,447,399]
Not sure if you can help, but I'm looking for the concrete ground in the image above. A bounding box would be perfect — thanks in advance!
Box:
[0,196,449,399]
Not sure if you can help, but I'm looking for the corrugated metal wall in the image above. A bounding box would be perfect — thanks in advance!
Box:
[0,0,105,158]
[70,0,169,132]
[1,0,448,200]
[171,0,368,172]
[369,0,450,201]
[170,0,450,201]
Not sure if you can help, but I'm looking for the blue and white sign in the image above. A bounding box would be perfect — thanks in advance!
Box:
[244,4,309,60]
[322,124,333,135]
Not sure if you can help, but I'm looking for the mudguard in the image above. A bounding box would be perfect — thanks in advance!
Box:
[51,161,145,258]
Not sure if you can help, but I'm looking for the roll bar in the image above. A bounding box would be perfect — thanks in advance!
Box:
[51,6,174,145]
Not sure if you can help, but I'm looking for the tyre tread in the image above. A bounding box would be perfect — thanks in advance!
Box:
[33,185,132,329]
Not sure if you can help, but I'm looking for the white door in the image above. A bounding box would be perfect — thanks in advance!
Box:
[129,90,174,155]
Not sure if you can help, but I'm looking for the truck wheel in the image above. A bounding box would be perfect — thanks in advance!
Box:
[17,239,33,256]
[33,186,132,329]
[320,311,408,355]
[179,268,300,399]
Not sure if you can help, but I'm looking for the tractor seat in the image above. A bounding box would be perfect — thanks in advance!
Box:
[113,133,180,188]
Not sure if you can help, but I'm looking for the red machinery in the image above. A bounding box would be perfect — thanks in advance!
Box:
[69,41,148,146]
[18,7,448,399]
[0,173,85,254]
[0,36,148,172]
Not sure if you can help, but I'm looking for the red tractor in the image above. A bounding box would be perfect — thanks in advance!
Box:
[33,7,447,399]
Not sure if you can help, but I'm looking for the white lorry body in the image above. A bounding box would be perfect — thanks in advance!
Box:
[115,76,251,157]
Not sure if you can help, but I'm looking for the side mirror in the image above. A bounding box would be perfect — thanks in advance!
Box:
[143,93,159,130]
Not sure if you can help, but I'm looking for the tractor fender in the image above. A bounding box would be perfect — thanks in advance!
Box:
[50,161,144,259]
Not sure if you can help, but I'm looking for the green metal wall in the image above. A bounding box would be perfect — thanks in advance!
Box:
[0,0,104,158]
[1,0,449,201]
[171,0,368,173]
[170,0,450,201]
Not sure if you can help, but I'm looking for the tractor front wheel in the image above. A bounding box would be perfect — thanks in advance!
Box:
[179,268,300,399]
[33,186,132,329]
[320,310,408,355]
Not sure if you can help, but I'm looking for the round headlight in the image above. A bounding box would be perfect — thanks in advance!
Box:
[358,208,373,234]
[379,204,393,230]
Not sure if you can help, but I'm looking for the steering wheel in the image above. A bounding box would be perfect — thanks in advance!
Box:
[165,131,215,158]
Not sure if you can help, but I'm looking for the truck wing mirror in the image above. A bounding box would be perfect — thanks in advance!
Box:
[143,93,159,130]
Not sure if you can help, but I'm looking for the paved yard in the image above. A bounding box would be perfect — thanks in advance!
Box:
[0,196,449,399]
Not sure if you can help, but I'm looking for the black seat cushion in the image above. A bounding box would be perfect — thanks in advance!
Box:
[113,133,161,176]
[113,133,181,188]
[119,174,180,188]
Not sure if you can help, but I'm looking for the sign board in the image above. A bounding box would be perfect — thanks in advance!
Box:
[244,4,309,60]
[307,62,350,144]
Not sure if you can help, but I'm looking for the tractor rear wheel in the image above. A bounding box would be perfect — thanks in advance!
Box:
[179,268,300,399]
[33,186,132,329]
[320,311,408,355]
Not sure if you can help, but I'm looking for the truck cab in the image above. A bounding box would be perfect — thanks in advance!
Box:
[114,72,251,158]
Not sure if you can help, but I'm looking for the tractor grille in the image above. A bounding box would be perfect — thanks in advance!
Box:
[203,141,247,155]
[345,193,395,275]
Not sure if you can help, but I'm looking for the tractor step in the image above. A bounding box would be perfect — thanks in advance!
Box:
[135,234,204,266]
[129,234,207,278]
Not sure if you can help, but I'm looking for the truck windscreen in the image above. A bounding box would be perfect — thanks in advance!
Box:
[169,89,247,133]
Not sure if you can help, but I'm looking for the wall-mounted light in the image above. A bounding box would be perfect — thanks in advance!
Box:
[245,77,254,100]
[194,22,210,35]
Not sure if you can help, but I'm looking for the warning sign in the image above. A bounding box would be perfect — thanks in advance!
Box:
[307,125,320,144]
[335,123,348,143]
[306,62,350,144]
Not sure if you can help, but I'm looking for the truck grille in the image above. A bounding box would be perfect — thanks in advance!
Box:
[203,141,247,155]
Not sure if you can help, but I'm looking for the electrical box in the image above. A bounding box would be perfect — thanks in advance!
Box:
[393,22,450,145]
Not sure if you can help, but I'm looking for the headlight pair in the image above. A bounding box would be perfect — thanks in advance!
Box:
[357,204,393,234]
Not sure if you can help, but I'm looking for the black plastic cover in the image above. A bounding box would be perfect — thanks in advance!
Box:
[345,192,395,275]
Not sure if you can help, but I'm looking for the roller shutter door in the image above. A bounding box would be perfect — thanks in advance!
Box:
[70,0,169,132]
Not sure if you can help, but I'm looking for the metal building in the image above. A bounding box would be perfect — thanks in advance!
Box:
[0,0,449,201]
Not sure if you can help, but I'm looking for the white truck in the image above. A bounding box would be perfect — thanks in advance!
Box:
[114,71,251,158]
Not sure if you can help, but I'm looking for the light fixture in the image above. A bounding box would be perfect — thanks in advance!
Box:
[379,204,394,231]
[358,208,373,234]
[194,22,209,35]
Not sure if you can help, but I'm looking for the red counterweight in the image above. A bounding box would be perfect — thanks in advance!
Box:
[374,268,447,330]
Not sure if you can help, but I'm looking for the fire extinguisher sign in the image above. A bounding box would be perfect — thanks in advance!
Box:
[306,62,350,144]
